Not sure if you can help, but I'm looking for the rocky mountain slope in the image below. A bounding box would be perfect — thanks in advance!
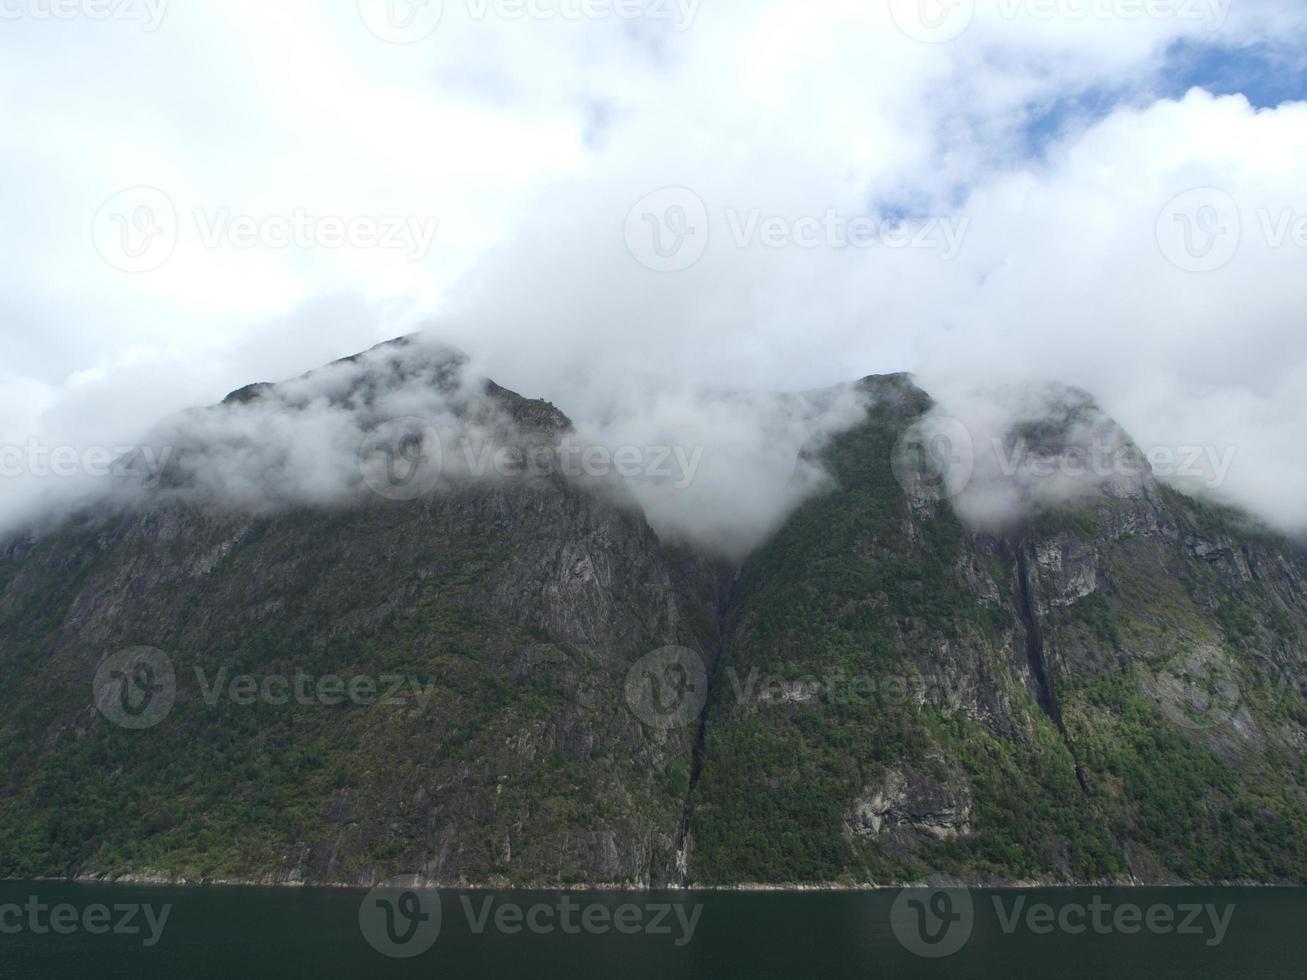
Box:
[1,340,1304,887]
[690,377,1307,885]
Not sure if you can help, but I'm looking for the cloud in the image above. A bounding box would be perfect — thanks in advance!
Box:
[571,382,872,560]
[4,4,1307,546]
[0,332,874,564]
[902,383,1157,533]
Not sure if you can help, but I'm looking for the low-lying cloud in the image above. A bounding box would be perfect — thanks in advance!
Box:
[0,334,874,563]
[5,5,1307,552]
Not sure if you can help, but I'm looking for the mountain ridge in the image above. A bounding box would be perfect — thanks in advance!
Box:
[1,341,1304,889]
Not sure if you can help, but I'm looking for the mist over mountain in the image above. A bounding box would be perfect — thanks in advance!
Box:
[2,340,1305,890]
[9,7,1307,557]
[9,6,1307,977]
[1,334,873,562]
[4,331,1290,568]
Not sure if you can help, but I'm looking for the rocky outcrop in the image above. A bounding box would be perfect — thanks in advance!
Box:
[848,766,974,844]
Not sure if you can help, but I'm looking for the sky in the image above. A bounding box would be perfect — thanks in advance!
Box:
[2,0,1307,545]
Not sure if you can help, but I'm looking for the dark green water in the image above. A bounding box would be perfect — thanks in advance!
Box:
[0,881,1302,978]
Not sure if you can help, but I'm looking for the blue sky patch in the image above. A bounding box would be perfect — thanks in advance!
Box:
[1158,40,1307,108]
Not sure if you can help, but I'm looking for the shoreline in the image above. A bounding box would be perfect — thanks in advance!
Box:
[5,874,1301,893]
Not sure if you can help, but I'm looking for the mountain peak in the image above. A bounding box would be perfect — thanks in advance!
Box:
[218,334,469,409]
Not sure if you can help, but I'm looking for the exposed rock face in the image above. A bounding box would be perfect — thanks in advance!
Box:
[0,340,722,888]
[686,377,1307,886]
[1,348,1305,888]
[1029,536,1099,608]
[848,767,973,844]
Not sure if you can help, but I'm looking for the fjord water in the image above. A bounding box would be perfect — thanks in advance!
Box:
[1,882,1303,979]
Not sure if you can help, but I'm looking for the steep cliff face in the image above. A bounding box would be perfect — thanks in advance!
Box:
[1,348,1304,887]
[686,378,1307,885]
[0,340,722,887]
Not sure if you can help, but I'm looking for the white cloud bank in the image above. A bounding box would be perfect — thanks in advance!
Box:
[3,1,1307,546]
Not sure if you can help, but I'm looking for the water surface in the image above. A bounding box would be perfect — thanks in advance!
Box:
[0,881,1302,978]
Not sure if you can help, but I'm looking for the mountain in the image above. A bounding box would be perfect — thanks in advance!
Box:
[0,339,1304,888]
